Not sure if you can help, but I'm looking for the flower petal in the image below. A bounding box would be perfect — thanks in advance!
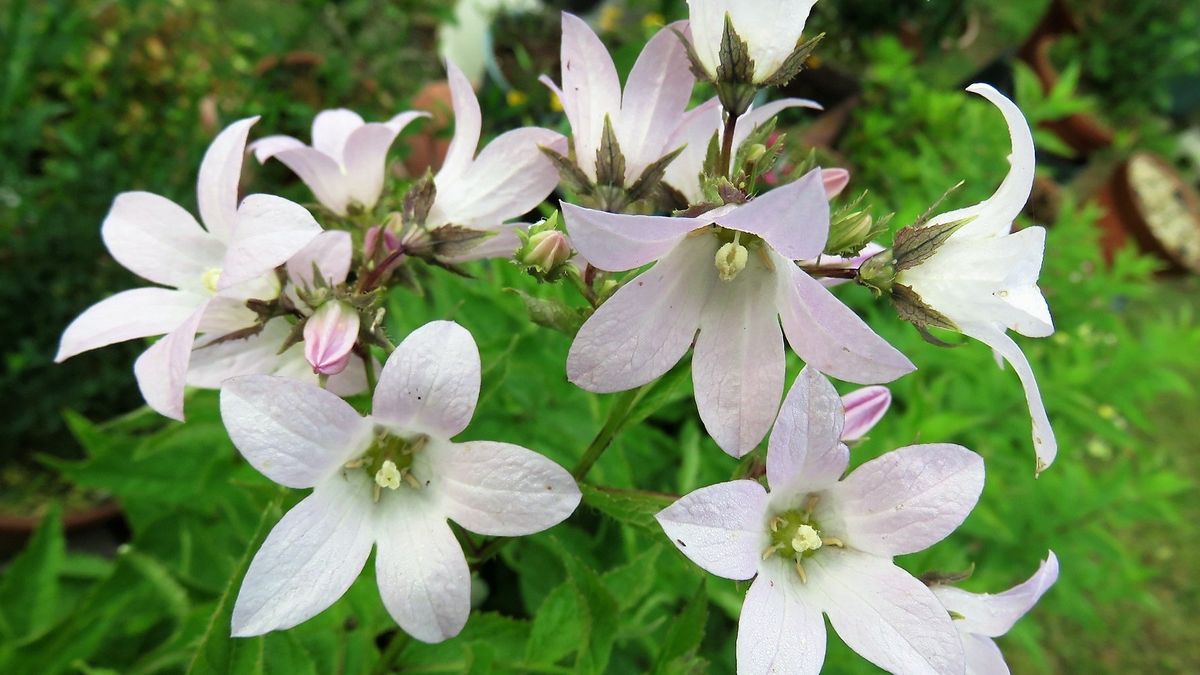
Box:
[663,98,722,204]
[766,366,848,494]
[693,257,785,457]
[807,549,965,675]
[821,168,850,199]
[341,113,429,211]
[567,237,714,392]
[561,202,699,272]
[829,444,983,556]
[437,61,483,185]
[188,317,291,388]
[430,440,580,536]
[231,472,375,637]
[962,634,1011,675]
[56,288,205,362]
[840,386,891,442]
[558,12,622,180]
[287,230,353,289]
[686,0,817,81]
[264,146,352,216]
[373,320,480,438]
[375,489,471,643]
[220,374,373,488]
[656,479,769,580]
[311,108,365,163]
[249,134,306,162]
[133,304,207,420]
[736,567,826,675]
[197,116,257,241]
[715,169,829,261]
[778,260,915,384]
[617,21,695,179]
[101,191,225,289]
[933,551,1059,639]
[220,194,323,290]
[959,322,1057,473]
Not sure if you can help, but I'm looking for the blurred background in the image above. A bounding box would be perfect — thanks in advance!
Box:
[1,0,1198,672]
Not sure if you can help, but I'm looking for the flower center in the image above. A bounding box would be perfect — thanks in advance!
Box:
[346,429,428,501]
[762,495,844,584]
[201,267,223,294]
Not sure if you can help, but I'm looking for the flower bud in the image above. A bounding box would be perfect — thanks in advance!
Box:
[824,211,875,257]
[840,386,891,441]
[521,230,572,274]
[303,300,360,376]
[363,225,400,261]
[715,241,749,282]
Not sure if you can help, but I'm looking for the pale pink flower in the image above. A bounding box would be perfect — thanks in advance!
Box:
[657,367,984,675]
[55,118,322,419]
[539,13,695,184]
[222,321,581,641]
[562,170,913,457]
[303,300,360,376]
[686,0,820,83]
[895,84,1057,472]
[250,109,428,217]
[839,385,891,442]
[932,552,1059,675]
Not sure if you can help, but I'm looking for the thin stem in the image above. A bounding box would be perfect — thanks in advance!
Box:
[719,110,739,179]
[801,266,859,280]
[571,385,648,481]
[567,266,597,307]
[362,349,377,391]
[371,629,411,675]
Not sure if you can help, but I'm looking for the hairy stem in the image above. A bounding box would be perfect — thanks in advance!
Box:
[571,385,649,481]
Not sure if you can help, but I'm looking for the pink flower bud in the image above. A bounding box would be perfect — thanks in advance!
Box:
[363,225,400,260]
[303,300,360,376]
[821,168,851,199]
[840,386,891,441]
[521,230,572,273]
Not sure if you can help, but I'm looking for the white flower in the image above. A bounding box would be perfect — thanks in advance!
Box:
[896,83,1057,472]
[55,118,322,419]
[221,321,580,642]
[932,552,1059,675]
[438,0,544,87]
[250,109,428,217]
[686,0,820,83]
[657,367,984,674]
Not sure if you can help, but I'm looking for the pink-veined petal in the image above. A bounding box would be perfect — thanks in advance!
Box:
[778,260,915,384]
[220,375,373,489]
[933,551,1059,639]
[266,146,352,216]
[959,321,1056,473]
[100,191,225,289]
[567,236,714,392]
[303,301,360,376]
[437,62,483,185]
[231,472,375,637]
[249,134,306,163]
[807,548,965,675]
[375,488,470,643]
[341,113,429,211]
[829,444,983,556]
[715,169,830,261]
[133,303,207,420]
[220,194,322,290]
[373,320,480,438]
[737,563,827,675]
[561,202,699,272]
[656,479,769,580]
[430,440,580,536]
[287,230,353,289]
[559,12,622,179]
[766,366,848,494]
[693,256,785,457]
[311,108,365,163]
[56,288,205,362]
[617,21,695,179]
[197,116,258,241]
[840,386,891,442]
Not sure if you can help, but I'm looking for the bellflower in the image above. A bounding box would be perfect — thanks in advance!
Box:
[250,109,428,217]
[932,552,1059,675]
[657,367,984,675]
[55,118,322,419]
[894,84,1057,472]
[539,13,694,185]
[221,321,581,642]
[563,170,913,457]
[686,0,820,84]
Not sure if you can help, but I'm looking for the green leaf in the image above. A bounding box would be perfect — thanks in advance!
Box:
[0,503,65,643]
[579,484,675,531]
[601,544,664,612]
[654,581,710,675]
[525,582,587,665]
[560,552,619,675]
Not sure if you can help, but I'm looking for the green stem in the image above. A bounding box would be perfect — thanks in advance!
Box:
[571,385,648,481]
[566,266,597,307]
[371,629,411,675]
[362,349,377,391]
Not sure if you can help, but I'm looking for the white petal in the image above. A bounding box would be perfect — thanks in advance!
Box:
[220,194,323,290]
[561,202,698,272]
[829,444,984,556]
[265,146,353,216]
[567,237,714,392]
[655,480,769,580]
[778,260,916,384]
[311,108,365,163]
[249,134,306,163]
[56,288,205,362]
[693,256,785,457]
[734,98,823,151]
[617,21,695,179]
[558,12,622,179]
[839,386,892,442]
[341,113,429,211]
[220,375,374,489]
[286,230,353,289]
[101,192,225,289]
[231,472,375,636]
[736,568,826,675]
[188,317,291,388]
[438,222,525,264]
[715,170,829,261]
[133,304,208,420]
[933,551,1059,639]
[375,489,470,643]
[959,322,1057,473]
[430,440,580,536]
[807,549,965,675]
[197,117,257,241]
[963,634,1011,675]
[437,61,482,185]
[766,366,847,494]
[373,321,480,438]
[663,98,722,204]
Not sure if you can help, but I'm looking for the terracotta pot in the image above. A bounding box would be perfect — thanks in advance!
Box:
[1094,153,1200,274]
[0,500,125,558]
[403,80,453,177]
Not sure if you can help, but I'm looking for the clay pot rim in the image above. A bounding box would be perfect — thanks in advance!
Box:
[0,499,123,535]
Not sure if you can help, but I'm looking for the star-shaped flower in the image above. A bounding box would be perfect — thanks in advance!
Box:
[657,367,984,674]
[221,321,580,642]
[563,171,913,457]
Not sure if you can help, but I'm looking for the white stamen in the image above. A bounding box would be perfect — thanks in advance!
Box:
[791,524,823,553]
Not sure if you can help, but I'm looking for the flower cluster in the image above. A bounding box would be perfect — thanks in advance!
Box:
[57,0,1062,670]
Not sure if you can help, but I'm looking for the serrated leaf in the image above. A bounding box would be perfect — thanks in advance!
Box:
[716,14,755,84]
[601,545,664,612]
[762,32,825,87]
[560,552,619,675]
[580,484,675,531]
[654,581,710,674]
[525,581,586,665]
[0,503,65,643]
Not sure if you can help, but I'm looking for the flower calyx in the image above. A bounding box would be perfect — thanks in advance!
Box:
[515,212,574,282]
